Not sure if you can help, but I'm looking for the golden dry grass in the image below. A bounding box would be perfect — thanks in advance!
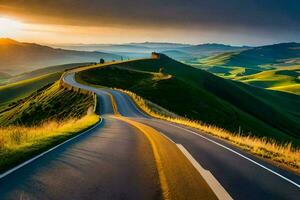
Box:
[119,89,300,174]
[0,114,99,152]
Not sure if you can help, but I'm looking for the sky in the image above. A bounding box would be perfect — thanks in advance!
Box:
[0,0,299,46]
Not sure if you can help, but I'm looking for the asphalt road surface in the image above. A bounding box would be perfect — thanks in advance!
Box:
[0,72,299,200]
[64,73,300,200]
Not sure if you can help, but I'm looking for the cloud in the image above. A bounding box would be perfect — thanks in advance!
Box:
[0,0,299,44]
[0,0,299,28]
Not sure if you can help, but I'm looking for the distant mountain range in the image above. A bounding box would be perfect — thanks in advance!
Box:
[1,38,299,77]
[0,38,121,75]
[178,43,249,56]
[54,42,248,60]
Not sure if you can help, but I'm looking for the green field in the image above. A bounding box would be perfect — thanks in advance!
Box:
[186,43,300,95]
[234,65,299,91]
[76,55,300,146]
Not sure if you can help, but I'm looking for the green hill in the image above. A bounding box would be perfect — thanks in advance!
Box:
[0,81,94,126]
[235,65,300,95]
[0,72,62,111]
[8,62,93,84]
[0,63,92,112]
[191,43,300,94]
[199,43,300,69]
[76,55,300,145]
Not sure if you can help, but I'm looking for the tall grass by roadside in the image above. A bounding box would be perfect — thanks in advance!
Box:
[0,114,99,173]
[119,89,300,174]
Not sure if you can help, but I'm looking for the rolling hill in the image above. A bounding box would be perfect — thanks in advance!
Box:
[76,54,300,145]
[234,65,300,95]
[0,38,121,75]
[0,62,91,112]
[7,62,92,84]
[197,43,300,70]
[0,73,62,111]
[0,81,94,126]
[194,43,300,94]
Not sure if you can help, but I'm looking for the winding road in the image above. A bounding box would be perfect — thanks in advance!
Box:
[0,71,299,200]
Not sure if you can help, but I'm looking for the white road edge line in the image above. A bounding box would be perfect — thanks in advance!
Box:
[0,118,103,180]
[157,131,233,199]
[177,144,233,200]
[163,121,300,189]
[66,72,300,188]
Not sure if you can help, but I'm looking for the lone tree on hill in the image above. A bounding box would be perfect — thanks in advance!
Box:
[99,58,105,64]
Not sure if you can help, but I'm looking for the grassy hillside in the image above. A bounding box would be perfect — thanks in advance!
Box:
[0,81,94,126]
[190,43,300,94]
[0,74,97,172]
[76,55,300,145]
[8,62,93,84]
[0,62,93,112]
[0,114,99,173]
[197,43,300,69]
[0,38,120,75]
[235,65,300,94]
[0,72,62,110]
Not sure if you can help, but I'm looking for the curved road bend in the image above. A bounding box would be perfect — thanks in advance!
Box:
[0,76,161,199]
[64,73,300,200]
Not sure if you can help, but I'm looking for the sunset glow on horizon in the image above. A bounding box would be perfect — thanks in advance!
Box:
[0,1,299,45]
[0,17,23,38]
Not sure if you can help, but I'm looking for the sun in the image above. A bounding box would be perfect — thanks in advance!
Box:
[0,17,23,37]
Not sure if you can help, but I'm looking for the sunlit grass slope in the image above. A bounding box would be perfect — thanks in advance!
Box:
[198,43,300,70]
[119,90,300,174]
[0,72,61,111]
[8,62,93,84]
[0,114,99,173]
[0,78,99,172]
[0,63,92,112]
[189,43,300,94]
[0,81,94,126]
[76,55,300,145]
[235,66,300,95]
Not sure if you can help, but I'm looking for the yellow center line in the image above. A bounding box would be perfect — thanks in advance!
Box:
[108,92,119,115]
[115,116,170,199]
[110,92,217,200]
[109,92,169,198]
